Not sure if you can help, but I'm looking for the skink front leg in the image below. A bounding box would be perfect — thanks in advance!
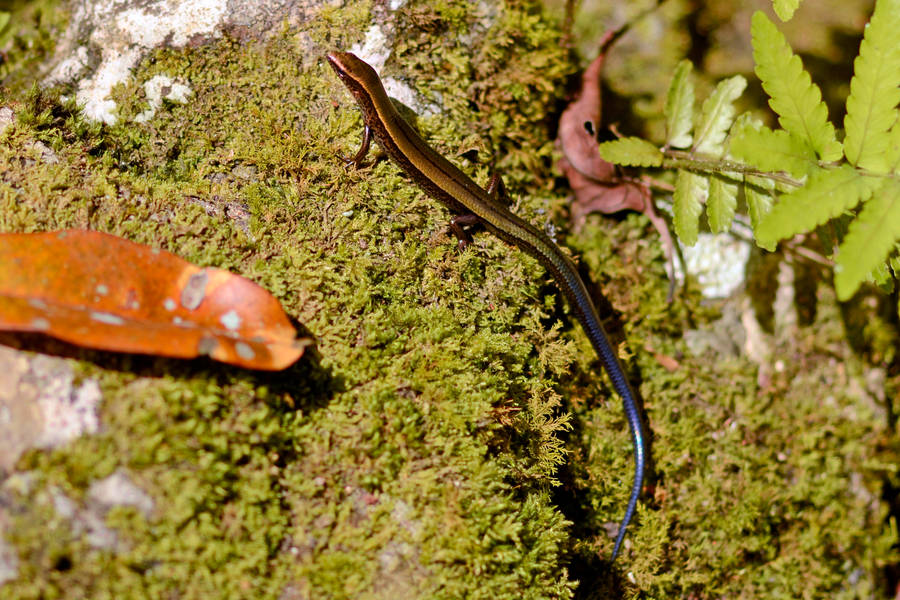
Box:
[342,124,373,168]
[484,172,512,206]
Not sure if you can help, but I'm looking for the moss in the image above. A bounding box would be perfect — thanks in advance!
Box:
[0,0,70,96]
[1,0,898,598]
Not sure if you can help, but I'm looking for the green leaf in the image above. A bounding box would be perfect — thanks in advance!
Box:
[756,165,883,247]
[0,12,10,34]
[708,174,739,233]
[843,0,900,173]
[886,122,900,172]
[745,178,775,249]
[693,75,747,156]
[834,180,900,300]
[751,11,842,161]
[673,170,707,245]
[665,60,695,148]
[597,137,663,167]
[869,261,894,291]
[890,251,900,278]
[773,0,801,21]
[729,122,817,178]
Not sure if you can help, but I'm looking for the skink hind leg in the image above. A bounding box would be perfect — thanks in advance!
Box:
[449,214,478,250]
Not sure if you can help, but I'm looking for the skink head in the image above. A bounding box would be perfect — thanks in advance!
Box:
[326,51,383,102]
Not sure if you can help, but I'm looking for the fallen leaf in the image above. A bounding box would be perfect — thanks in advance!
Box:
[0,229,310,370]
[556,29,678,299]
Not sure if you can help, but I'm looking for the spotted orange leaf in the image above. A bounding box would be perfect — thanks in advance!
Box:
[0,229,310,369]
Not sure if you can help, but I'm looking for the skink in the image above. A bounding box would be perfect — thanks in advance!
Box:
[327,51,645,561]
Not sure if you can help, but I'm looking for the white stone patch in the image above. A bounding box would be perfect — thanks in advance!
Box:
[673,233,750,298]
[134,74,193,123]
[37,377,101,449]
[88,470,154,517]
[348,25,390,71]
[0,107,15,135]
[0,535,18,585]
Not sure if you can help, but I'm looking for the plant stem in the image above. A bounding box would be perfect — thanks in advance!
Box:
[663,150,804,187]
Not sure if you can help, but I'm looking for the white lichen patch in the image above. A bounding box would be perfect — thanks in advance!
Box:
[90,310,125,325]
[46,0,227,124]
[76,48,142,124]
[234,342,255,360]
[29,318,51,331]
[134,74,194,123]
[116,0,227,48]
[219,309,241,331]
[180,271,209,310]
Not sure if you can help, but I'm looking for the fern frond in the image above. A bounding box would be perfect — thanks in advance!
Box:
[693,76,747,156]
[745,177,775,249]
[708,174,739,233]
[843,0,900,173]
[597,137,663,167]
[886,121,900,172]
[870,261,894,290]
[751,11,842,161]
[834,181,900,300]
[773,0,801,21]
[729,121,817,178]
[756,165,883,247]
[665,60,695,148]
[673,170,707,245]
[890,252,900,279]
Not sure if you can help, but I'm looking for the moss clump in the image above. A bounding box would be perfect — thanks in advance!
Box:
[1,0,898,598]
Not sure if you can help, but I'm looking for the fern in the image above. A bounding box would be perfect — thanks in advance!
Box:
[744,176,775,241]
[773,0,801,21]
[751,12,842,161]
[756,166,883,248]
[693,76,746,156]
[597,137,662,167]
[887,122,900,171]
[673,170,706,245]
[707,175,739,233]
[834,181,900,300]
[587,0,900,304]
[729,121,817,178]
[665,60,694,149]
[842,0,900,174]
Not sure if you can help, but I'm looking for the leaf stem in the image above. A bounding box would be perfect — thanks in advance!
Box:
[662,150,804,187]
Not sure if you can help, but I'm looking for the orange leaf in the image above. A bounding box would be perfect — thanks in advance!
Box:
[0,230,310,370]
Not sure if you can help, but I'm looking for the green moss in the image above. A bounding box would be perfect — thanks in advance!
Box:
[0,1,69,96]
[1,0,898,598]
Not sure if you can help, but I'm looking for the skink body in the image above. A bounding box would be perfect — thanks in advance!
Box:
[327,51,645,561]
